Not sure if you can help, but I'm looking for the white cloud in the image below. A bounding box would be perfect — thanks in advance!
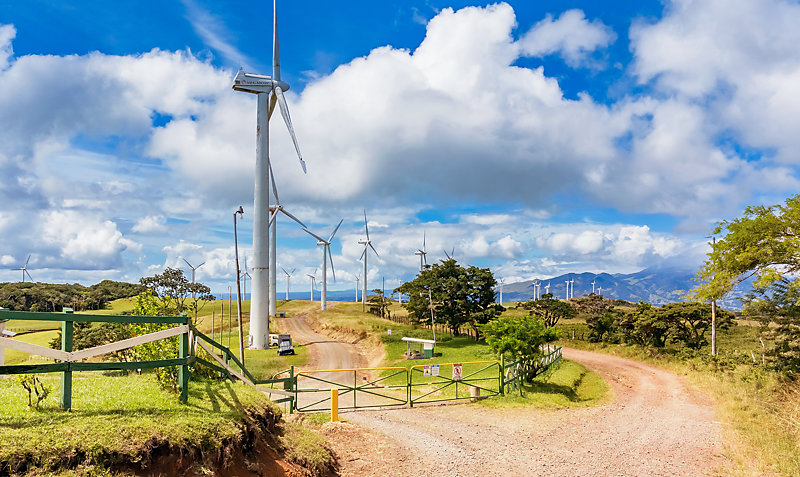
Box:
[132,215,167,233]
[0,255,14,266]
[518,9,616,67]
[180,0,252,68]
[38,211,139,269]
[0,23,15,71]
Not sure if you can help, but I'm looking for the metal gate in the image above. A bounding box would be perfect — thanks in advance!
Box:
[294,367,409,412]
[408,360,501,407]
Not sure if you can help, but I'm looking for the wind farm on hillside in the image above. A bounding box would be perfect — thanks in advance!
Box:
[2,0,800,475]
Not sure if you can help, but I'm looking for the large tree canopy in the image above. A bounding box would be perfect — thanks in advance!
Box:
[695,195,800,301]
[395,259,502,340]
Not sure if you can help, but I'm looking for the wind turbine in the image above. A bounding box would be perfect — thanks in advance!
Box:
[268,163,306,317]
[303,219,343,310]
[358,210,379,308]
[498,278,504,304]
[443,247,455,260]
[242,256,252,301]
[570,279,575,299]
[13,255,33,283]
[281,267,295,300]
[355,274,360,302]
[592,280,596,294]
[306,270,317,301]
[545,282,551,295]
[231,0,306,349]
[414,232,428,271]
[183,258,205,296]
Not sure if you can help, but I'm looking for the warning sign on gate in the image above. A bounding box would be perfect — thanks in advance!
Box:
[423,365,431,376]
[431,364,440,377]
[452,363,463,380]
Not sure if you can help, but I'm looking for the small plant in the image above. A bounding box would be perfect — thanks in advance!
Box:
[17,375,50,408]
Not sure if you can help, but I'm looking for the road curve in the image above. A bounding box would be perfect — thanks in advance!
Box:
[283,312,726,476]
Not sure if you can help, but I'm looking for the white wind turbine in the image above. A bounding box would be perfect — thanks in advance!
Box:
[355,274,360,302]
[545,282,551,295]
[570,279,575,299]
[565,280,570,299]
[414,232,428,271]
[358,210,379,308]
[592,280,596,294]
[232,0,306,349]
[498,278,504,304]
[268,163,306,316]
[303,219,343,310]
[182,258,206,309]
[13,255,33,283]
[281,267,295,300]
[307,269,317,301]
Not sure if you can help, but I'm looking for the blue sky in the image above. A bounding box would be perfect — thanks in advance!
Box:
[1,0,799,294]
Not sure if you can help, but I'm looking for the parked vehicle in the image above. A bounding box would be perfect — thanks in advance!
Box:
[269,334,279,347]
[277,334,295,355]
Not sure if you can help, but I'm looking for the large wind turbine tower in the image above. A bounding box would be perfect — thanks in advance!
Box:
[303,219,343,310]
[232,0,306,349]
[358,210,379,308]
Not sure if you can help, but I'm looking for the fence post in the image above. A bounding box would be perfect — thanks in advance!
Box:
[179,312,189,404]
[500,356,505,396]
[60,307,74,411]
[289,365,295,414]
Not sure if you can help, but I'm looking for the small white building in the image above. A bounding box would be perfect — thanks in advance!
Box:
[401,337,436,359]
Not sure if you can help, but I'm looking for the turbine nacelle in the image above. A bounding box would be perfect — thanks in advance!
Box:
[232,70,290,94]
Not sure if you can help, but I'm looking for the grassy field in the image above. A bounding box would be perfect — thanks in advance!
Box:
[0,373,282,474]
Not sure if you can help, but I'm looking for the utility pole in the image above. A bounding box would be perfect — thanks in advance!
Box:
[707,235,718,356]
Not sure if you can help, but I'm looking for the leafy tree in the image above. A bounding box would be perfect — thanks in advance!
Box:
[129,289,181,392]
[693,195,800,370]
[515,293,577,327]
[139,268,213,316]
[570,293,616,318]
[618,302,671,347]
[586,313,620,343]
[657,302,734,349]
[395,259,502,340]
[481,314,560,381]
[742,278,800,373]
[366,288,391,318]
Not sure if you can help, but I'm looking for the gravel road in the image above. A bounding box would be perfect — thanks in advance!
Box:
[286,313,727,476]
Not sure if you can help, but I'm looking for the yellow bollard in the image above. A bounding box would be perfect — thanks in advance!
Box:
[330,389,339,422]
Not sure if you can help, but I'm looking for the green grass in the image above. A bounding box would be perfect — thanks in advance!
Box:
[0,373,279,475]
[3,319,61,333]
[480,359,610,408]
[80,297,137,315]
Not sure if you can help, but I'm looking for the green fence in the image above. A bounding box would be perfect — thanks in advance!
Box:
[502,345,563,394]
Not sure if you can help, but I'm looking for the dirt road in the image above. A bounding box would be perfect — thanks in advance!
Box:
[286,313,727,476]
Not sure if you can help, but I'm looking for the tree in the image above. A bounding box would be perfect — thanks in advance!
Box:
[516,293,577,327]
[481,314,560,381]
[366,288,391,319]
[694,195,800,370]
[742,278,800,373]
[129,289,181,392]
[395,259,502,340]
[656,302,734,349]
[618,302,671,347]
[139,268,213,316]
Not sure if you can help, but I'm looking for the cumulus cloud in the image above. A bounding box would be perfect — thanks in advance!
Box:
[518,9,616,67]
[132,215,167,233]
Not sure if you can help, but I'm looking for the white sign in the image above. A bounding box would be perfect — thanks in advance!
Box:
[423,365,431,376]
[452,363,463,381]
[431,364,440,377]
[387,329,392,336]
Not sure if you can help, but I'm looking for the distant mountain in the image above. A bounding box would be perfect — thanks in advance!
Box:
[501,265,745,309]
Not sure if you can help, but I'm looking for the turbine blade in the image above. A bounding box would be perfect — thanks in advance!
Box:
[274,86,307,173]
[280,208,306,228]
[25,255,31,266]
[443,248,451,259]
[423,231,426,252]
[369,243,380,258]
[269,161,280,205]
[268,91,277,120]
[269,210,278,227]
[197,262,206,268]
[183,258,192,268]
[272,0,280,81]
[281,266,288,275]
[328,247,336,282]
[303,228,326,242]
[328,219,343,241]
[363,210,370,240]
[290,268,296,274]
[25,270,33,281]
[360,245,367,261]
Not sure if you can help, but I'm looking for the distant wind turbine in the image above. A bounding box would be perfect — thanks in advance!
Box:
[358,210,380,309]
[231,0,306,349]
[13,255,33,283]
[545,282,551,295]
[414,232,428,271]
[303,219,343,310]
[307,269,317,301]
[592,280,596,294]
[183,258,206,303]
[498,278,504,304]
[281,267,295,300]
[355,274,360,302]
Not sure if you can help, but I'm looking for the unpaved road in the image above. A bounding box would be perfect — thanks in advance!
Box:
[285,312,727,476]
